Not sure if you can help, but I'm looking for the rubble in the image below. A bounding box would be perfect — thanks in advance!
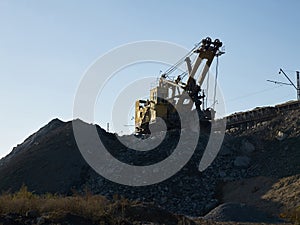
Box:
[234,156,251,168]
[0,106,299,220]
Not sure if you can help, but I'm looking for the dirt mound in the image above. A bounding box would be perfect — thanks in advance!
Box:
[222,175,300,216]
[0,119,90,194]
[217,107,300,223]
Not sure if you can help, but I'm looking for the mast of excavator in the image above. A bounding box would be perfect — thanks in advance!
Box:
[185,37,223,87]
[158,37,224,103]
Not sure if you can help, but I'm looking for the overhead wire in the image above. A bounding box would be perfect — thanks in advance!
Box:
[163,42,201,77]
[227,85,284,102]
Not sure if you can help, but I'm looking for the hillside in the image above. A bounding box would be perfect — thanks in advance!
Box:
[0,103,299,224]
[220,108,300,219]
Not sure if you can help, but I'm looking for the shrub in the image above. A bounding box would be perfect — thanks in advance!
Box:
[0,185,133,222]
[280,206,300,224]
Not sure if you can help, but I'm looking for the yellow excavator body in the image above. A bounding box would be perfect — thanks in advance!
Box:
[135,37,224,134]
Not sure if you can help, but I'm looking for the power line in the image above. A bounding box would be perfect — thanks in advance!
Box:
[227,85,284,102]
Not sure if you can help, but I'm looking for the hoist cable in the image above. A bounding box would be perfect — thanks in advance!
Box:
[163,42,201,77]
[206,70,210,109]
[212,56,219,108]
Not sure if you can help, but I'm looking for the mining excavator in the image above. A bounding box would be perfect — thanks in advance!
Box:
[135,37,224,134]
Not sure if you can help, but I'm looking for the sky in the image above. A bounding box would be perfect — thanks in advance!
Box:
[1,0,300,158]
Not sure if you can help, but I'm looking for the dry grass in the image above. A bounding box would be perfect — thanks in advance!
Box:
[0,185,131,222]
[280,207,300,225]
[0,185,296,225]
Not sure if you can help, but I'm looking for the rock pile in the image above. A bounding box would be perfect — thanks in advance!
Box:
[0,106,299,220]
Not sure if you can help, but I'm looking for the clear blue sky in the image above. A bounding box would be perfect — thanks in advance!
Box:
[1,0,300,158]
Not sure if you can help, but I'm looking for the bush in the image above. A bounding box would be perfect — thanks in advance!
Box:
[0,185,132,222]
[280,206,300,224]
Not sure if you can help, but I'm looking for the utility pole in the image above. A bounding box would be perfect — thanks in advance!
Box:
[297,71,300,101]
[107,122,109,132]
[278,68,300,101]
